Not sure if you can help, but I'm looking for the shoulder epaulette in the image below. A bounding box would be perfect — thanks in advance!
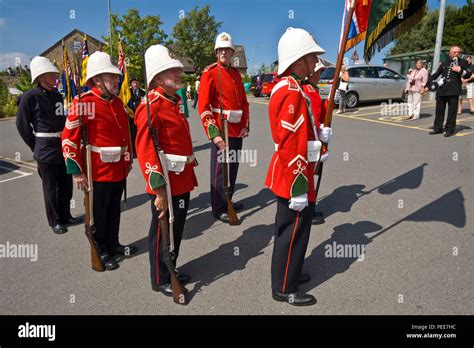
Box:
[74,90,93,100]
[203,63,218,72]
[140,90,160,105]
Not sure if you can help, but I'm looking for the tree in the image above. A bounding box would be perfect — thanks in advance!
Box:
[15,66,35,92]
[257,63,274,74]
[102,9,170,83]
[172,5,222,74]
[390,2,474,56]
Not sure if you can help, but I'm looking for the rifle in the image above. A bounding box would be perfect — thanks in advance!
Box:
[77,58,104,272]
[217,64,240,225]
[142,53,186,305]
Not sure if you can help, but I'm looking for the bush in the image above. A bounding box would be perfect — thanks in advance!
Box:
[0,78,19,118]
[3,95,18,117]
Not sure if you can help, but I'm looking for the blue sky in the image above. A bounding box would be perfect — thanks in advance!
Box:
[0,0,468,72]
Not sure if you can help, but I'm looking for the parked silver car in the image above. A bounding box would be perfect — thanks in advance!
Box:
[317,65,407,108]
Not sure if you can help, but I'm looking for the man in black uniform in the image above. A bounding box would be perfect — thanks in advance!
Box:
[425,46,473,137]
[128,78,145,157]
[128,78,146,111]
[16,56,81,234]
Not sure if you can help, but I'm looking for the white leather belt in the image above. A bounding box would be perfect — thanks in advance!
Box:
[164,153,195,164]
[33,131,62,138]
[211,107,243,116]
[90,146,128,154]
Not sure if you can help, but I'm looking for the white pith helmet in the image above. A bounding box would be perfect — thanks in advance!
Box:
[277,27,325,75]
[214,32,235,52]
[314,60,326,74]
[145,45,184,88]
[30,56,59,83]
[85,51,122,87]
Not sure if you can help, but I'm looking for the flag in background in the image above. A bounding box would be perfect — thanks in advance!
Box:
[363,0,427,61]
[73,63,79,87]
[118,37,133,117]
[81,34,90,92]
[61,40,72,108]
[340,0,372,53]
[68,60,77,98]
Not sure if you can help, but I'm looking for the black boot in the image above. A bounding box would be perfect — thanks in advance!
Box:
[100,253,119,271]
[272,291,317,306]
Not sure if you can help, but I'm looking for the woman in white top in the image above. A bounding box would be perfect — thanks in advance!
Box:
[461,55,474,115]
[405,60,428,120]
[336,65,349,114]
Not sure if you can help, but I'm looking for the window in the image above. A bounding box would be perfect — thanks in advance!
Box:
[263,74,274,83]
[320,67,335,80]
[349,67,372,78]
[377,67,397,79]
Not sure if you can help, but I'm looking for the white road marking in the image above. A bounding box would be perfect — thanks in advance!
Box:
[0,157,38,170]
[0,165,33,183]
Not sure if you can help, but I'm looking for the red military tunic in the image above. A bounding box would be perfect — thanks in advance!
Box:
[265,76,319,202]
[134,87,197,196]
[61,87,132,182]
[198,62,249,139]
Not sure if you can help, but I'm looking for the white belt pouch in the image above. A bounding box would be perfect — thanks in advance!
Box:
[99,147,122,163]
[164,154,188,173]
[227,110,243,123]
[307,140,322,163]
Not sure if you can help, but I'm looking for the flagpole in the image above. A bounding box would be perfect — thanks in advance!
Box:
[430,0,446,100]
[325,0,355,128]
[108,0,113,56]
[314,0,355,198]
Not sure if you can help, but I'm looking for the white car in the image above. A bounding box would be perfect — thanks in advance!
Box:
[318,65,408,108]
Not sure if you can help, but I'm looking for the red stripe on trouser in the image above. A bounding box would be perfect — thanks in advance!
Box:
[282,212,299,293]
[212,157,219,212]
[156,222,161,285]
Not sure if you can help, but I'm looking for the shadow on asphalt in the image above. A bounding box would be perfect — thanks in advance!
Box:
[0,160,21,175]
[183,186,274,241]
[455,124,472,132]
[180,223,274,303]
[304,188,466,292]
[418,113,432,119]
[121,193,149,212]
[315,163,428,223]
[193,142,211,153]
[303,221,382,290]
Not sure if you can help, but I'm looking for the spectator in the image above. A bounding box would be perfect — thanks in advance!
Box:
[425,46,472,137]
[192,76,200,109]
[128,78,145,157]
[186,83,192,100]
[128,78,145,111]
[405,60,428,120]
[462,55,474,115]
[255,74,263,96]
[336,64,349,114]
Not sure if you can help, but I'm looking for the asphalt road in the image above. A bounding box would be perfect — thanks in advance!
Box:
[0,97,473,315]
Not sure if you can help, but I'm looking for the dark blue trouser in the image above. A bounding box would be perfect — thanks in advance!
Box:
[93,180,125,253]
[271,196,314,294]
[210,137,242,217]
[148,192,190,286]
[37,161,73,227]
